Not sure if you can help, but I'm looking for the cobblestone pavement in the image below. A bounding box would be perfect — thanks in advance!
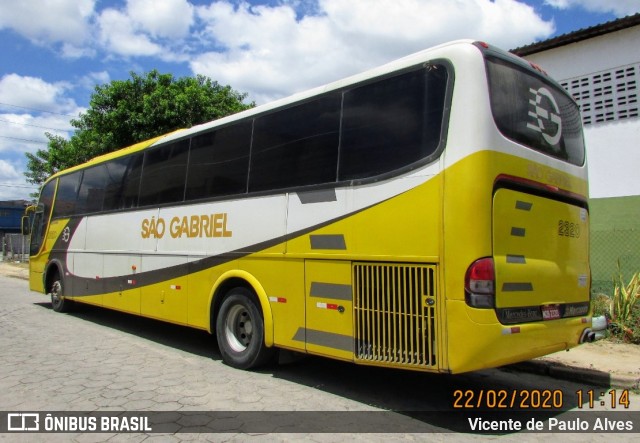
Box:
[0,274,638,442]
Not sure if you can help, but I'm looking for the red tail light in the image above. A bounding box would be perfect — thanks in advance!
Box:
[465,257,495,308]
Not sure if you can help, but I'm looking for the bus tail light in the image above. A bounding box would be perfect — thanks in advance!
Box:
[465,257,495,308]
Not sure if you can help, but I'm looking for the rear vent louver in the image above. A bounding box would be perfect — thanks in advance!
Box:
[353,263,437,368]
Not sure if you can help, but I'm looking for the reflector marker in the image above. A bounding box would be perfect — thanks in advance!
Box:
[502,327,521,335]
[316,302,339,310]
[515,201,533,211]
[511,227,526,237]
[506,255,526,264]
[292,327,353,352]
[310,282,352,301]
[127,279,137,285]
[502,282,533,292]
[269,296,287,303]
[310,234,347,250]
[297,189,337,204]
[170,285,181,290]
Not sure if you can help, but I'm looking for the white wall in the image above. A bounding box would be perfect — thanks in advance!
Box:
[523,26,640,81]
[585,119,640,198]
[521,25,640,199]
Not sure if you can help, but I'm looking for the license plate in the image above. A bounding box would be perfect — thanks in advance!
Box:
[542,305,561,320]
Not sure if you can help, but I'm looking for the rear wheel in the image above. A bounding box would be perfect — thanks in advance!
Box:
[216,287,274,369]
[49,273,72,313]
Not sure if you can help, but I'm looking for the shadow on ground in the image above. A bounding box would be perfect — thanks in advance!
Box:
[34,300,610,433]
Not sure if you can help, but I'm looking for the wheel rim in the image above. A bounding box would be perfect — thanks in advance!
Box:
[51,281,63,307]
[224,304,254,353]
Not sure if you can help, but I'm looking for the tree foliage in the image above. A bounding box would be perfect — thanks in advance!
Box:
[25,70,254,188]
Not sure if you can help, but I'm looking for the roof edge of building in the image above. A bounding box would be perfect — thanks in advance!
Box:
[511,13,640,56]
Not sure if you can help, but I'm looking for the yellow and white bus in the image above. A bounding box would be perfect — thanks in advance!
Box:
[26,40,592,373]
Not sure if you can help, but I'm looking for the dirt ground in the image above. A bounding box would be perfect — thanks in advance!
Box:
[538,337,640,382]
[0,260,29,280]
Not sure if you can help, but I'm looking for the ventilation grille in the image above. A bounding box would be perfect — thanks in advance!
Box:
[353,263,437,368]
[561,63,639,125]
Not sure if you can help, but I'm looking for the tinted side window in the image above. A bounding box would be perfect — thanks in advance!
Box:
[186,121,252,200]
[76,165,107,214]
[339,66,447,180]
[117,154,144,209]
[52,172,82,218]
[139,140,190,206]
[40,179,55,221]
[103,156,134,211]
[250,94,341,192]
[30,180,56,255]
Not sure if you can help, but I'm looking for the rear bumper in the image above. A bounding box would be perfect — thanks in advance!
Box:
[446,300,592,373]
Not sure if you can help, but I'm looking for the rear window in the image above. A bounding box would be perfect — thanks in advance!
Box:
[486,56,585,166]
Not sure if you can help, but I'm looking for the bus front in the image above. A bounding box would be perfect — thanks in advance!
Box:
[443,42,590,373]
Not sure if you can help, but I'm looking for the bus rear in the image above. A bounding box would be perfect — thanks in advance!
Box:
[443,42,590,373]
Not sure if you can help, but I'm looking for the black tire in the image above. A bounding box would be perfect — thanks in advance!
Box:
[49,273,72,313]
[216,287,274,369]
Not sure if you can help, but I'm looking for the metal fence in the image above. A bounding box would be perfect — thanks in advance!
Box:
[1,234,29,263]
[590,229,640,296]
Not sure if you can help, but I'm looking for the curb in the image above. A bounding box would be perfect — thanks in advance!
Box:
[509,360,640,390]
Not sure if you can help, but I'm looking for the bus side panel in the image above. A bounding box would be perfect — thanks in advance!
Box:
[285,171,442,261]
[102,254,141,314]
[80,211,155,314]
[263,258,306,352]
[303,259,354,361]
[29,254,47,293]
[68,216,87,297]
[285,172,444,370]
[350,174,442,259]
[141,255,189,324]
[69,253,104,306]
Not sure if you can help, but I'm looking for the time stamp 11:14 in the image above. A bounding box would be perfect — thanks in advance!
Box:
[578,389,631,409]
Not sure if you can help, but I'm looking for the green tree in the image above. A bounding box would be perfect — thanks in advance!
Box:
[25,70,253,188]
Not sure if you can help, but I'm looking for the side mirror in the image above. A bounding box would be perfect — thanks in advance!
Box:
[21,216,31,236]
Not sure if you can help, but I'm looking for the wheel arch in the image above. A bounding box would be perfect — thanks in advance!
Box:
[44,259,65,293]
[208,270,274,347]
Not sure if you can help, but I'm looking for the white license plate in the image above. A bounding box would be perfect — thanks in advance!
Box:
[542,305,561,320]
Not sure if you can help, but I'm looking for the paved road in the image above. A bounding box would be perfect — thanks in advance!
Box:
[0,274,638,441]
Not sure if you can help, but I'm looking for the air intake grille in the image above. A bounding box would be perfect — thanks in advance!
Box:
[353,263,437,368]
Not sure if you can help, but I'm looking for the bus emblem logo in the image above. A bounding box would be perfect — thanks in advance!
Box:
[526,87,562,146]
[62,227,71,243]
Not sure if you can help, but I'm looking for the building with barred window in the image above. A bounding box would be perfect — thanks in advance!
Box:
[513,13,640,199]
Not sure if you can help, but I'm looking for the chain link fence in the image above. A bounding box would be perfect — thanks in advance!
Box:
[1,234,29,263]
[590,228,640,296]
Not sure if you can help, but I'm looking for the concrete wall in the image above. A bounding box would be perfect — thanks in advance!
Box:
[585,119,640,198]
[520,26,640,199]
[523,26,640,81]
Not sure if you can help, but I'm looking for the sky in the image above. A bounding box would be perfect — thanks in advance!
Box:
[1,0,639,201]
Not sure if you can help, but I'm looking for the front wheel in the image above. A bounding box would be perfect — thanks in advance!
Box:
[216,287,274,369]
[49,274,72,313]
